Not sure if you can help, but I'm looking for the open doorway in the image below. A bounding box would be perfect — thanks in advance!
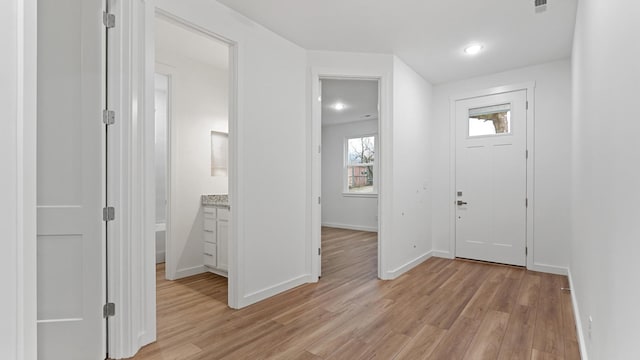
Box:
[153,14,232,296]
[318,78,380,281]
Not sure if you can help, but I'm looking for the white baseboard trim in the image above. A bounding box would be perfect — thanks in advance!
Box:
[431,250,453,259]
[174,265,206,279]
[567,268,588,360]
[136,331,155,358]
[240,274,313,308]
[430,252,568,276]
[383,251,433,280]
[156,251,165,264]
[205,266,228,278]
[528,263,568,276]
[322,222,377,232]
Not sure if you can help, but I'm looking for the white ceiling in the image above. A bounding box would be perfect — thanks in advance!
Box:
[155,17,229,70]
[322,79,378,126]
[216,0,578,84]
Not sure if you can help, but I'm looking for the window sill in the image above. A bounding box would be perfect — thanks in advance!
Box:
[342,192,378,198]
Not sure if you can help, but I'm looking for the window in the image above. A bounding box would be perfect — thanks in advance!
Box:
[345,135,376,194]
[468,103,511,137]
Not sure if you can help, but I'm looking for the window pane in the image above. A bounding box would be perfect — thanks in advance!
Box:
[347,136,375,193]
[348,165,374,193]
[468,104,511,137]
[348,136,375,165]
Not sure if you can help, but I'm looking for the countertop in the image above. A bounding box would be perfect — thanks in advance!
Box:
[201,195,229,208]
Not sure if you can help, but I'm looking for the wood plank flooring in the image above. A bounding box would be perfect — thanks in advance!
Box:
[130,227,580,360]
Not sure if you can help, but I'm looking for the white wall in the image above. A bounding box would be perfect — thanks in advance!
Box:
[308,51,394,73]
[431,59,572,273]
[156,46,229,278]
[1,0,37,358]
[570,1,640,358]
[322,120,378,231]
[389,56,433,276]
[155,0,308,307]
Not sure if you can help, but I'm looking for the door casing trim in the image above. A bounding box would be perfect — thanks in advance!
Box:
[448,82,535,269]
[310,69,391,281]
[105,1,241,357]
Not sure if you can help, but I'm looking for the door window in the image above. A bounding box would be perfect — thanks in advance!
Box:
[468,103,511,137]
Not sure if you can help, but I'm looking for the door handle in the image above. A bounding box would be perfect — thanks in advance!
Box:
[457,200,468,206]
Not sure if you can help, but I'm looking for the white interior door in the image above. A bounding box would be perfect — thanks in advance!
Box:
[37,0,106,358]
[455,90,527,266]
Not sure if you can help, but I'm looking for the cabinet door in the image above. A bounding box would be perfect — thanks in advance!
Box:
[217,219,229,271]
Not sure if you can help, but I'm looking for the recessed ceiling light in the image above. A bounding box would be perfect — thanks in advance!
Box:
[464,44,484,55]
[333,103,346,111]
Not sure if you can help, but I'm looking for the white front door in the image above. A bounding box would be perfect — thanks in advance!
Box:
[455,90,527,266]
[37,0,106,358]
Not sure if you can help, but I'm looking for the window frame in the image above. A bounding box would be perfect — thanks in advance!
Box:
[343,133,378,197]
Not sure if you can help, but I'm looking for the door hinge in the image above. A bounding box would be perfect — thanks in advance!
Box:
[318,196,321,205]
[103,11,115,29]
[103,206,115,221]
[318,248,321,256]
[526,150,529,159]
[103,109,115,125]
[318,145,321,154]
[526,247,528,256]
[525,198,529,207]
[526,101,529,110]
[103,302,115,318]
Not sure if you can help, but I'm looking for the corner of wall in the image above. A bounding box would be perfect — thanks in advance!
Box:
[383,251,433,280]
[173,266,207,279]
[239,274,313,308]
[431,250,453,259]
[528,263,568,276]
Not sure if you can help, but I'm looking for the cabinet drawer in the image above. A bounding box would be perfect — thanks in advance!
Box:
[203,206,216,217]
[204,218,215,232]
[217,208,230,221]
[204,243,217,267]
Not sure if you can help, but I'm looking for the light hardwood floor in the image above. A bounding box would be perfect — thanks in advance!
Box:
[131,227,580,359]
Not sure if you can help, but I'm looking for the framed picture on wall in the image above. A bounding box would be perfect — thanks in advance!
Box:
[211,131,228,176]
